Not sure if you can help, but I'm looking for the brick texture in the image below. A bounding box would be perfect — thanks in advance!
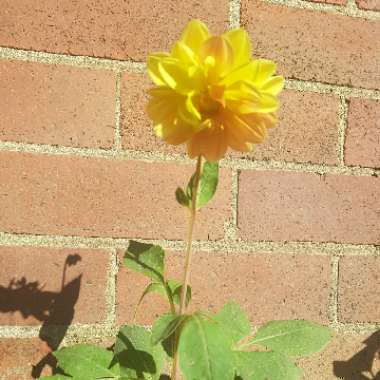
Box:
[121,73,340,165]
[0,338,51,380]
[345,98,380,168]
[117,250,331,325]
[0,246,109,325]
[0,60,115,149]
[298,331,380,379]
[0,152,230,240]
[238,171,380,244]
[0,0,229,61]
[241,0,380,90]
[338,256,380,323]
[356,0,380,10]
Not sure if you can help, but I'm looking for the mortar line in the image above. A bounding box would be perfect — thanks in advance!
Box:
[285,79,380,100]
[0,140,378,177]
[1,318,380,340]
[346,0,359,11]
[328,256,340,323]
[1,45,380,101]
[113,71,123,151]
[260,0,380,20]
[0,46,145,72]
[0,231,377,256]
[229,0,242,28]
[337,96,349,166]
[104,248,118,327]
[224,168,239,242]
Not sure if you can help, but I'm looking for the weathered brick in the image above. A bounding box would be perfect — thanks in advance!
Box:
[339,256,380,322]
[0,338,51,380]
[356,0,380,10]
[121,73,339,164]
[0,152,230,240]
[241,0,380,90]
[117,250,331,325]
[238,171,380,244]
[0,246,109,325]
[345,98,380,168]
[298,331,380,379]
[0,60,115,149]
[0,0,229,61]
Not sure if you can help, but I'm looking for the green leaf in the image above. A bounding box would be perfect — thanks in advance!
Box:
[124,241,165,283]
[175,187,190,208]
[235,351,302,380]
[178,313,235,380]
[152,313,188,345]
[53,344,117,379]
[114,325,166,380]
[39,376,72,379]
[168,280,191,307]
[248,320,332,357]
[187,161,219,210]
[215,302,250,345]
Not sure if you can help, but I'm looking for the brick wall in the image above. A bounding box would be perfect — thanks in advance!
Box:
[0,1,379,379]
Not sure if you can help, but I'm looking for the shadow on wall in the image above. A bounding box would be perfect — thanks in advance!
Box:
[334,330,380,380]
[0,254,82,378]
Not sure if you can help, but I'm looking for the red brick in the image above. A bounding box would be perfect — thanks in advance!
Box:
[298,331,380,379]
[121,73,339,165]
[117,251,331,325]
[0,60,115,149]
[345,98,380,168]
[241,0,380,90]
[0,338,51,379]
[0,1,229,61]
[238,171,380,244]
[307,0,347,4]
[0,152,230,240]
[251,90,339,165]
[356,0,380,10]
[339,256,380,322]
[0,246,109,325]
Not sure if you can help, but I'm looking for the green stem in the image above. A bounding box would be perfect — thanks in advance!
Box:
[171,155,203,380]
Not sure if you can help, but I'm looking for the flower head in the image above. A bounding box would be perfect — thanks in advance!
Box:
[147,20,284,162]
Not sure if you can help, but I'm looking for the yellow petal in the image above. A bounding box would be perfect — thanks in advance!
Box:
[154,119,193,145]
[251,59,277,85]
[261,75,284,95]
[158,59,192,93]
[187,123,228,161]
[223,28,252,68]
[147,53,170,85]
[171,41,197,65]
[180,19,210,53]
[199,36,234,78]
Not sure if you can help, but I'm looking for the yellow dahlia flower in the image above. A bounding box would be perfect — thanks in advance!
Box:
[146,20,284,162]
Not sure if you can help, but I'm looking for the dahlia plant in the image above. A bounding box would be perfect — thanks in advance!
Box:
[40,20,331,380]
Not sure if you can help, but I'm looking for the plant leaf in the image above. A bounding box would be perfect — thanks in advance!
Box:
[124,241,165,283]
[114,325,165,380]
[248,320,332,357]
[178,313,235,380]
[215,302,250,345]
[175,187,190,208]
[186,161,219,210]
[39,376,72,379]
[152,313,188,345]
[53,344,117,379]
[235,351,302,380]
[169,280,191,306]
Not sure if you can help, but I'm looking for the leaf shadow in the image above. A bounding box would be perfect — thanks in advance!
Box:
[0,253,82,378]
[114,331,157,378]
[333,330,380,380]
